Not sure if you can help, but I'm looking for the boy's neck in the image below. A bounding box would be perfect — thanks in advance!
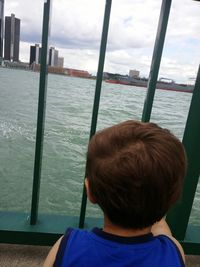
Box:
[103,216,151,237]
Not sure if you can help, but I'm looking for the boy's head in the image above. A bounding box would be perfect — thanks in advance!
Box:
[86,120,186,229]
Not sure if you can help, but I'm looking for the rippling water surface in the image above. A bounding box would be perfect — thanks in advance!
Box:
[0,68,199,225]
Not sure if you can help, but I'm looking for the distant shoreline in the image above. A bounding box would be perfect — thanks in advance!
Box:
[0,64,97,80]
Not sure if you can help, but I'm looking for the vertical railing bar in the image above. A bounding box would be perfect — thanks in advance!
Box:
[79,0,112,228]
[141,0,172,122]
[30,0,52,225]
[167,65,200,240]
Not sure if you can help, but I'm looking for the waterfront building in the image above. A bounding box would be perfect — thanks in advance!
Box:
[29,44,41,65]
[129,69,140,78]
[0,0,4,59]
[4,60,29,69]
[49,47,59,67]
[4,13,20,62]
[66,68,91,78]
[57,57,64,68]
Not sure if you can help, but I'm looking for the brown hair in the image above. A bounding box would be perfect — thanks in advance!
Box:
[86,120,187,229]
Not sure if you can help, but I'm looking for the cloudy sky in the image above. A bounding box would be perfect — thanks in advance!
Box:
[4,0,200,83]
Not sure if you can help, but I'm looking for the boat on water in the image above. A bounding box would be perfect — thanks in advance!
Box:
[104,74,194,93]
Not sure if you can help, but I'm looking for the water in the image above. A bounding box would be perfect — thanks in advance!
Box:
[0,68,199,225]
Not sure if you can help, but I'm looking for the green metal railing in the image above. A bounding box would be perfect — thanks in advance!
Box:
[142,0,172,123]
[79,0,112,229]
[166,65,200,253]
[30,0,51,226]
[0,0,199,254]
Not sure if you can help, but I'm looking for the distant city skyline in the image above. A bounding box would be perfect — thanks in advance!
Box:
[3,0,200,83]
[0,0,65,68]
[29,43,64,68]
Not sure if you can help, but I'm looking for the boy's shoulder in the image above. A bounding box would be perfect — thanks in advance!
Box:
[43,227,185,267]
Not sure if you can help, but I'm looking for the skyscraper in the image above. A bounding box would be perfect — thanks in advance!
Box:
[49,47,59,66]
[4,13,20,61]
[0,0,4,58]
[29,44,41,65]
[57,57,64,68]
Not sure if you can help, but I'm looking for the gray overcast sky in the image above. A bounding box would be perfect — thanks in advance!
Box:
[4,0,200,83]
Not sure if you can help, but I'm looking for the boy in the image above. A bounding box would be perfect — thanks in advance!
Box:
[44,120,186,267]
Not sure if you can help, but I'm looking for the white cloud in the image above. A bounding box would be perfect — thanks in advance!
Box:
[168,0,200,40]
[58,48,99,74]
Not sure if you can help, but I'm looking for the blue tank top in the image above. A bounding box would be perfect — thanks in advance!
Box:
[54,228,185,267]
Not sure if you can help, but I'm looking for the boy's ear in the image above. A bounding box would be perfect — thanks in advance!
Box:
[85,178,96,204]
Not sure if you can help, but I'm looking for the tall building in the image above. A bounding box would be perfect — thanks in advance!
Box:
[49,47,59,66]
[4,13,20,61]
[29,44,41,65]
[0,0,4,58]
[57,57,64,68]
[54,49,58,66]
[129,69,140,78]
